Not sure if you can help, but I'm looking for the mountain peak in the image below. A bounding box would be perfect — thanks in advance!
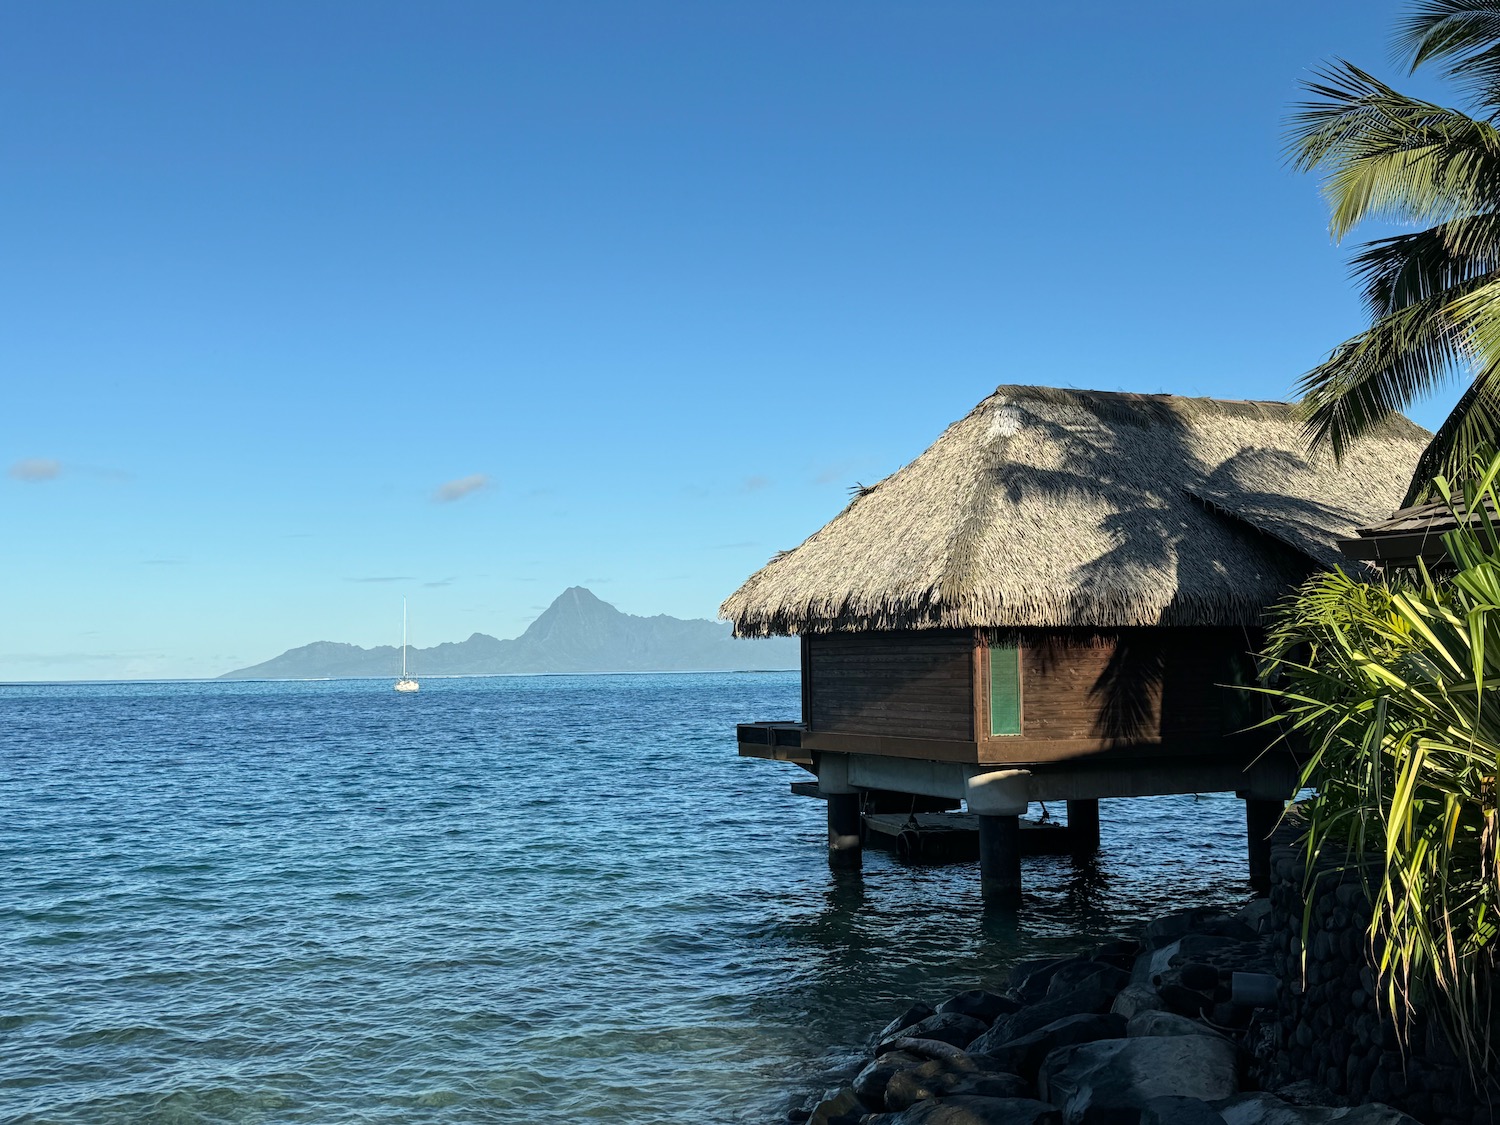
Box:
[218,588,799,678]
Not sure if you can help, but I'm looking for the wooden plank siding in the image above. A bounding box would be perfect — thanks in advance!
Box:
[794,627,1264,768]
[804,631,975,743]
[977,628,1263,765]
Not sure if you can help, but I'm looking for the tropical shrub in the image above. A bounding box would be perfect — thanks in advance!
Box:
[1259,459,1500,1075]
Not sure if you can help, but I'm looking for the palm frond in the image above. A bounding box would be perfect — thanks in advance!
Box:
[1296,280,1491,458]
[1351,214,1500,316]
[1406,359,1500,502]
[1398,1,1500,105]
[1287,62,1500,239]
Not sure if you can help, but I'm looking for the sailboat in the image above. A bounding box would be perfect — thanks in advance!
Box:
[394,598,419,693]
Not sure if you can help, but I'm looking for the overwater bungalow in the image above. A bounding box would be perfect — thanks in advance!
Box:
[721,386,1428,899]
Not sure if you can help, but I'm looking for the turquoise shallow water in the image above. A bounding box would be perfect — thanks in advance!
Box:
[0,674,1253,1124]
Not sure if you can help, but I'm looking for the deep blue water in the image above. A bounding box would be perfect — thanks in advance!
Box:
[0,675,1254,1123]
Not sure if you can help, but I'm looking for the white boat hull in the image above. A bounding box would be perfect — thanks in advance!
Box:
[394,678,419,693]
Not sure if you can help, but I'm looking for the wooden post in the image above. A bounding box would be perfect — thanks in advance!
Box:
[827,792,862,870]
[1245,798,1279,893]
[977,814,1022,903]
[1066,798,1100,857]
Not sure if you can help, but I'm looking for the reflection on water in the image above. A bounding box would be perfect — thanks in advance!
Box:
[0,675,1252,1124]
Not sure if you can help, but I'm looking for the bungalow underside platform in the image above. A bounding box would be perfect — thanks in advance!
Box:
[735,721,1298,803]
[737,721,1292,901]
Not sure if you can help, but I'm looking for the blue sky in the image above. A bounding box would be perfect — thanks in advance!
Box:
[0,1,1461,680]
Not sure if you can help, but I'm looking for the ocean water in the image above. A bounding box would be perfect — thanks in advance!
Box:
[0,674,1254,1124]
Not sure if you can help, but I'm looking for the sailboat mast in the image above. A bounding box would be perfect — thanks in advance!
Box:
[402,598,408,677]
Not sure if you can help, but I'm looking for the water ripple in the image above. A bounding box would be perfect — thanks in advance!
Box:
[0,674,1252,1123]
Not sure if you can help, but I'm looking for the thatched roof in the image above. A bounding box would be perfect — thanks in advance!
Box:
[721,386,1430,636]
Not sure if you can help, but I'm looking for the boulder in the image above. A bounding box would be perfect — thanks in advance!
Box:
[1111,984,1167,1019]
[1048,962,1132,1001]
[1141,1096,1228,1125]
[1234,899,1272,934]
[853,1051,925,1108]
[873,1004,937,1048]
[1214,1094,1421,1124]
[1143,909,1235,949]
[878,1012,989,1054]
[884,1037,974,1065]
[980,974,1124,1047]
[885,1060,1031,1111]
[1040,1034,1240,1123]
[975,1012,1127,1080]
[1127,1011,1229,1041]
[1093,938,1143,969]
[937,989,1021,1024]
[806,1085,862,1125]
[862,1096,1063,1125]
[1012,956,1090,1002]
[1134,936,1254,987]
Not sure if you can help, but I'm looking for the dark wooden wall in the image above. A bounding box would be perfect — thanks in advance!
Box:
[804,630,975,742]
[1016,628,1259,745]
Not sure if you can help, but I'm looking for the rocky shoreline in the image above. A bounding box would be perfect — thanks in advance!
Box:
[786,897,1429,1125]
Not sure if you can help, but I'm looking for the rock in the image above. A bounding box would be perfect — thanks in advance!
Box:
[1177,963,1219,992]
[1141,1095,1229,1125]
[973,1012,1127,1080]
[873,1004,937,1048]
[1158,983,1214,1018]
[878,1012,990,1054]
[1214,1093,1421,1124]
[1127,1011,1229,1040]
[1269,1082,1340,1108]
[984,974,1125,1046]
[1040,1034,1240,1123]
[885,1059,1031,1111]
[1111,984,1167,1019]
[937,989,1021,1024]
[1093,938,1143,969]
[1048,962,1132,1001]
[806,1085,862,1125]
[1012,956,1089,1002]
[853,1051,924,1108]
[884,1037,974,1065]
[1143,908,1235,948]
[1234,899,1273,934]
[862,1096,1063,1125]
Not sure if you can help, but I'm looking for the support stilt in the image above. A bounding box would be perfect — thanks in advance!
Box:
[1066,798,1100,857]
[977,813,1022,903]
[1245,798,1279,894]
[826,792,863,870]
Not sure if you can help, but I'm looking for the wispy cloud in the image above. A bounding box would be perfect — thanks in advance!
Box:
[9,458,62,482]
[742,475,771,493]
[346,576,416,583]
[813,461,858,486]
[423,577,456,588]
[434,474,489,503]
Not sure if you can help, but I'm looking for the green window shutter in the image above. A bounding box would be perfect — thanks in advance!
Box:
[989,644,1022,736]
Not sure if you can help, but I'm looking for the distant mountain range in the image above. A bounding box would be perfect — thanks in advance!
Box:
[218,587,799,679]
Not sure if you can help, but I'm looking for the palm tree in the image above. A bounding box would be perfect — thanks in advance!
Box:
[1290,1,1500,503]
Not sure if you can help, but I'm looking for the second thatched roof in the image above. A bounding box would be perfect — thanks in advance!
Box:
[721,385,1430,636]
